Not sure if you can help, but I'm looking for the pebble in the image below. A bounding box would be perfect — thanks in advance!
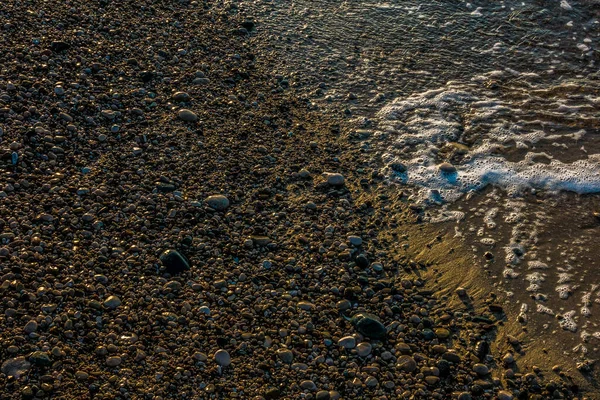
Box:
[29,351,51,366]
[300,380,317,391]
[315,390,330,400]
[276,348,294,364]
[173,92,191,102]
[214,350,231,367]
[397,355,417,372]
[103,296,121,309]
[348,235,363,246]
[338,336,356,349]
[1,357,31,378]
[324,172,345,186]
[438,162,457,173]
[24,320,38,334]
[178,109,198,122]
[473,363,489,376]
[159,249,190,274]
[497,391,514,400]
[205,194,230,211]
[351,313,387,339]
[356,342,372,357]
[106,356,122,367]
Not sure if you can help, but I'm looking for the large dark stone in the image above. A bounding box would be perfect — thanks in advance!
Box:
[350,312,387,339]
[159,250,190,274]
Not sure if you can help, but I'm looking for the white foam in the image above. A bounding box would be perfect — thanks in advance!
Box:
[378,76,600,205]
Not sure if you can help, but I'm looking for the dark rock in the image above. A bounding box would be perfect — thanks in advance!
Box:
[355,254,369,268]
[159,250,190,274]
[351,312,387,339]
[140,71,154,83]
[50,41,70,52]
[241,21,255,31]
[264,387,280,399]
[29,351,51,367]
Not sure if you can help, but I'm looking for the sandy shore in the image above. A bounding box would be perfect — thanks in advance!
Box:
[0,0,594,399]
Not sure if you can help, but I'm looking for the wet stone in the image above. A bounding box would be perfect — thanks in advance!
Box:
[1,356,31,378]
[351,312,387,339]
[397,355,417,373]
[206,194,230,211]
[29,351,51,367]
[214,349,231,367]
[103,296,121,309]
[159,249,190,274]
[178,109,198,122]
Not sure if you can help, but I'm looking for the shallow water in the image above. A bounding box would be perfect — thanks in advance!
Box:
[244,0,600,368]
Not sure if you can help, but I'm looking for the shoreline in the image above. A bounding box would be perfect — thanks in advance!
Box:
[0,0,596,399]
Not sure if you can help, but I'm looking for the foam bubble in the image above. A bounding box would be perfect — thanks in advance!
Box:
[559,310,577,332]
[378,77,600,206]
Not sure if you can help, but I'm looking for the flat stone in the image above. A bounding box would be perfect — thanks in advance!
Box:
[276,348,294,364]
[173,92,191,102]
[106,356,122,367]
[356,342,372,357]
[24,320,38,334]
[351,312,387,339]
[300,380,317,391]
[325,172,345,186]
[214,349,231,367]
[397,355,417,372]
[473,363,489,376]
[1,357,31,378]
[205,194,230,211]
[178,109,198,122]
[348,235,362,246]
[337,336,356,349]
[29,351,51,367]
[103,296,121,309]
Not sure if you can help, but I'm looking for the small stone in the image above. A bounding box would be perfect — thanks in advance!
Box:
[337,336,356,349]
[214,349,231,367]
[103,296,121,309]
[473,363,489,376]
[205,194,230,211]
[355,254,369,268]
[75,371,89,380]
[438,162,456,173]
[106,356,122,367]
[178,109,198,122]
[159,249,191,274]
[348,236,362,246]
[397,355,417,372]
[297,301,315,311]
[316,390,330,400]
[325,172,345,186]
[1,357,31,378]
[173,92,191,102]
[300,380,317,391]
[497,391,513,400]
[424,376,439,385]
[435,328,450,339]
[24,320,38,334]
[276,348,294,364]
[351,313,387,339]
[356,342,372,357]
[503,353,514,365]
[29,351,51,367]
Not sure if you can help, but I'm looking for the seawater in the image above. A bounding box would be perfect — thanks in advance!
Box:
[245,0,600,358]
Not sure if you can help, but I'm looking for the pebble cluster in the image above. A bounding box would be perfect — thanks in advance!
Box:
[0,0,585,399]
